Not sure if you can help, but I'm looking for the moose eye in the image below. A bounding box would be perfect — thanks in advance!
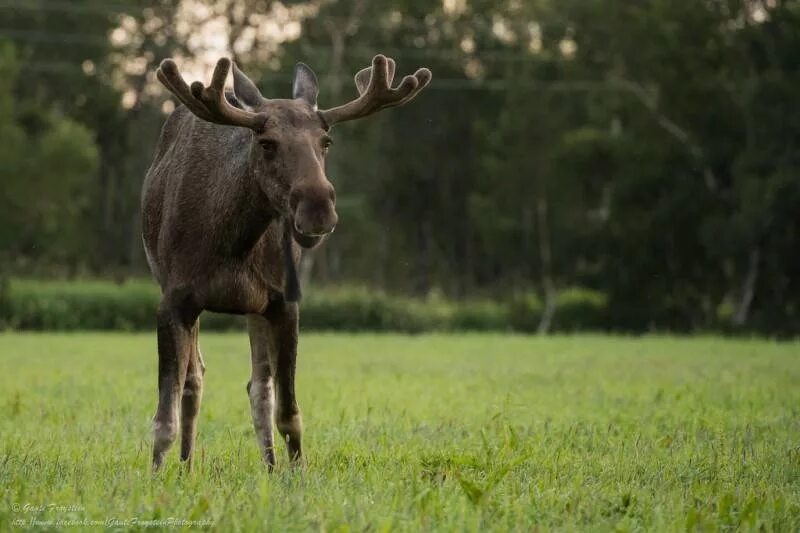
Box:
[259,139,279,156]
[321,137,333,154]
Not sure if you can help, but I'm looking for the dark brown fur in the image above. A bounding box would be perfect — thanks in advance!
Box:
[142,55,430,470]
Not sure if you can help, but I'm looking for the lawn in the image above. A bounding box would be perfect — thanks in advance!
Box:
[0,333,798,531]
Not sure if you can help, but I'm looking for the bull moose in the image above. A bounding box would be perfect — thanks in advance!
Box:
[141,54,431,470]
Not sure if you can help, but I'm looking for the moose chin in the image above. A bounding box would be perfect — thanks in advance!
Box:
[141,54,431,471]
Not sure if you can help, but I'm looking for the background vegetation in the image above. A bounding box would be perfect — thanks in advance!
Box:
[0,0,797,335]
[0,279,611,332]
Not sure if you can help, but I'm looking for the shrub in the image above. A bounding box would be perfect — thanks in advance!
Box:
[450,300,509,331]
[301,287,451,333]
[507,292,543,333]
[0,279,608,333]
[553,287,609,331]
[1,279,159,331]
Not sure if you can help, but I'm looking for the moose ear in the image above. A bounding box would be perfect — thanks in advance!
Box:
[293,63,319,108]
[232,62,264,109]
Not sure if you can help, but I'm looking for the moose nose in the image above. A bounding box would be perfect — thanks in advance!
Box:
[291,182,338,236]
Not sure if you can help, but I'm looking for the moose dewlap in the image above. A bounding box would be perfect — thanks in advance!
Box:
[141,54,431,470]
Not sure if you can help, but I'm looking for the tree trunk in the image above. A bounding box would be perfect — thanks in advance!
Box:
[732,246,760,327]
[536,191,556,334]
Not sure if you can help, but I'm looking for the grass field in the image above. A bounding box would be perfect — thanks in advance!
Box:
[0,333,798,531]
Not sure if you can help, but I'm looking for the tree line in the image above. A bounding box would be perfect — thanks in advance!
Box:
[0,0,798,335]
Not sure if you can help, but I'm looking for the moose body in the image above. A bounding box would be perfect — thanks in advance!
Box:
[143,106,303,314]
[142,55,430,470]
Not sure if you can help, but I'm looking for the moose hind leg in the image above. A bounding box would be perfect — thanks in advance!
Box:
[180,322,204,469]
[247,315,277,469]
[152,293,197,471]
[265,298,303,463]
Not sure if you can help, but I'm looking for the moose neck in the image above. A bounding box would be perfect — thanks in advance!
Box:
[209,132,281,259]
[219,132,301,302]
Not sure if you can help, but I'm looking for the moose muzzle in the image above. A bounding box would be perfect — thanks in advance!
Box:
[290,180,338,239]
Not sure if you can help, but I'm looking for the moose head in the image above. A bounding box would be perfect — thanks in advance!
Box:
[156,55,431,249]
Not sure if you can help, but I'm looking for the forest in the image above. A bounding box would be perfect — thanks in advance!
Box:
[0,0,798,335]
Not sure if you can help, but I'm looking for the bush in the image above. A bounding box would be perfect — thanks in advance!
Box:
[301,287,451,333]
[0,279,609,333]
[1,279,159,331]
[553,287,608,331]
[450,299,508,331]
[507,292,543,333]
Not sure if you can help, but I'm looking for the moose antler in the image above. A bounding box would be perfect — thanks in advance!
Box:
[319,54,431,126]
[157,58,267,131]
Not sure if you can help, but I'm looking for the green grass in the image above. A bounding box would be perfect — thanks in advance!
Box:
[0,333,798,531]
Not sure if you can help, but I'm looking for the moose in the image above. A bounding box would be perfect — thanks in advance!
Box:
[141,54,431,470]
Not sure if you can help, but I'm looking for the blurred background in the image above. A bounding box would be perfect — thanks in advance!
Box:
[0,0,797,336]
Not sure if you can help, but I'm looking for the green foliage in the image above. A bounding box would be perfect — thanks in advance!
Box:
[0,333,798,530]
[28,119,99,260]
[0,42,99,266]
[301,286,439,333]
[0,279,612,333]
[0,42,28,254]
[1,279,158,331]
[507,293,544,333]
[556,287,609,331]
[450,300,508,331]
[2,1,799,335]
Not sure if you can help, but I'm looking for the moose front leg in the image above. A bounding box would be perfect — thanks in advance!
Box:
[247,315,276,469]
[152,294,198,471]
[264,297,303,464]
[180,322,204,470]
